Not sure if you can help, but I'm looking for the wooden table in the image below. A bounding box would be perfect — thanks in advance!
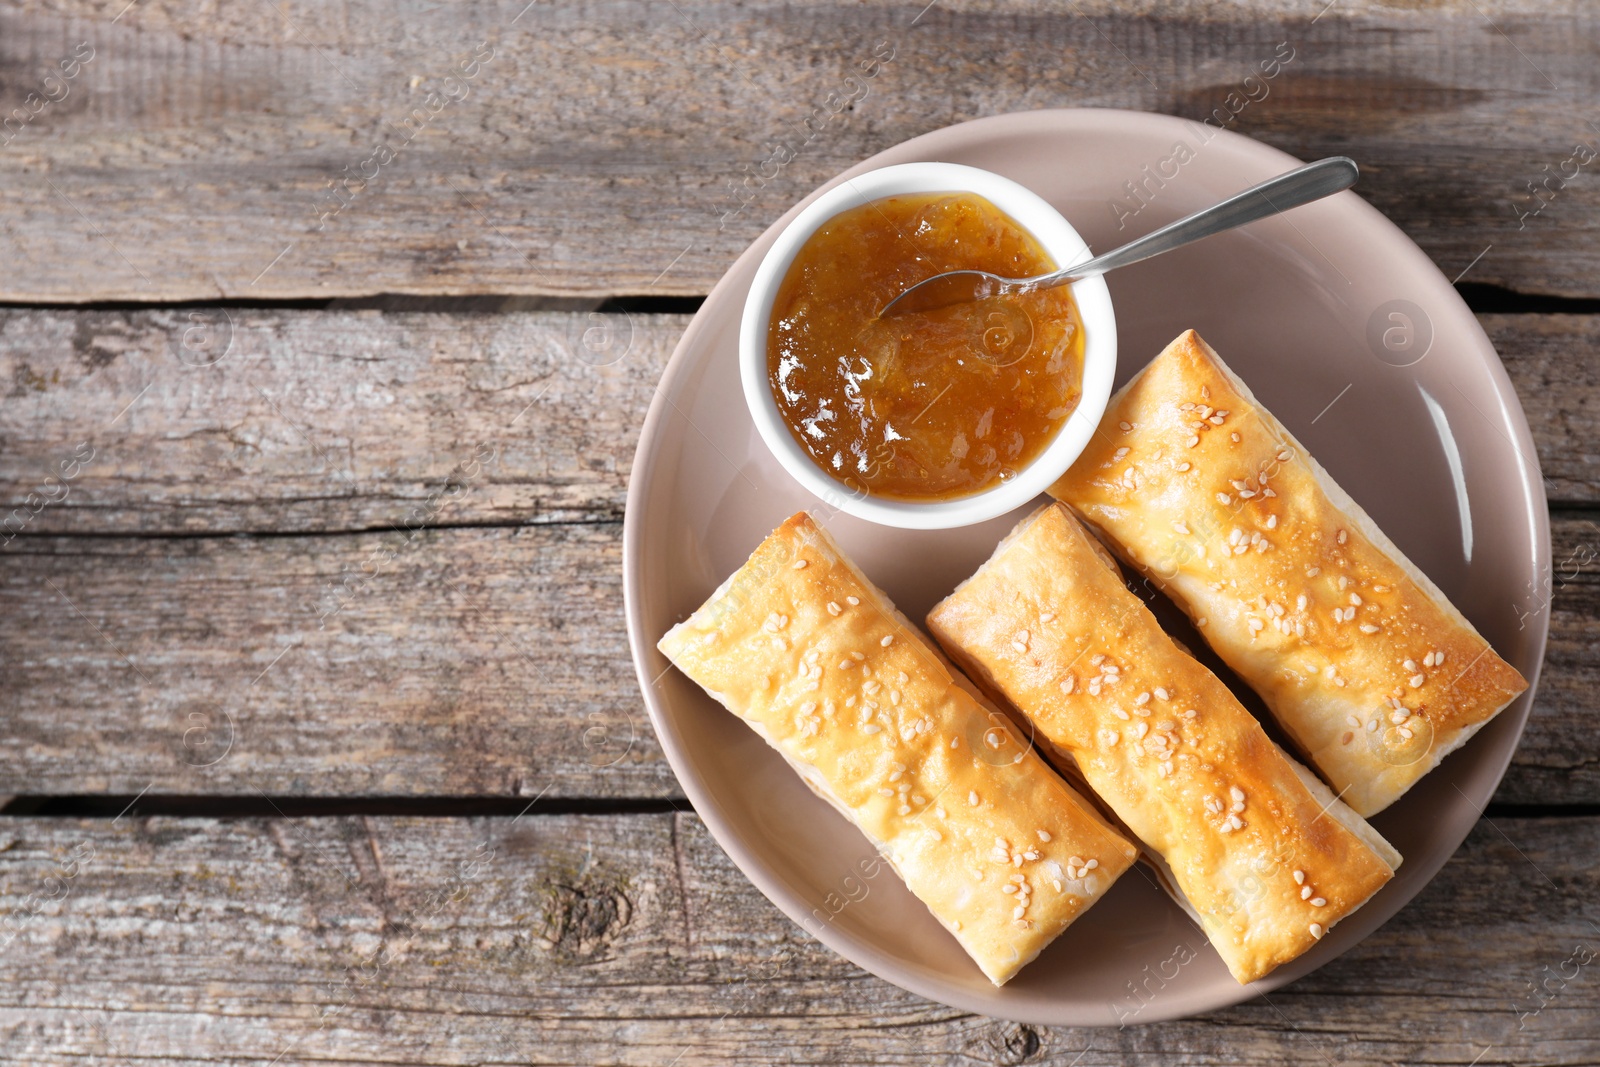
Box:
[1,1,1596,1062]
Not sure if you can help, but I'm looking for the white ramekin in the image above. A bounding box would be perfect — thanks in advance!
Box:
[739,161,1118,530]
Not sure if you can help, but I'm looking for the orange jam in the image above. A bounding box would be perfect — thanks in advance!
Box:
[768,192,1085,501]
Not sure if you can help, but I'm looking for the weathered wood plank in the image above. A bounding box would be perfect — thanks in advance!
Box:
[0,309,1595,537]
[1,1,1597,300]
[0,523,669,798]
[0,308,671,533]
[0,516,1593,802]
[0,811,1593,1064]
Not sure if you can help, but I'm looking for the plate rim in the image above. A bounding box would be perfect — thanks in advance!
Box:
[622,106,1553,1025]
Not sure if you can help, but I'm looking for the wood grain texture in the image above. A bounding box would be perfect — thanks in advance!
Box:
[0,516,1593,803]
[0,310,1596,537]
[0,811,1594,1065]
[0,522,668,798]
[0,0,1596,301]
[0,308,670,533]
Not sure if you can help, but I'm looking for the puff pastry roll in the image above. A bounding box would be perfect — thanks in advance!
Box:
[927,503,1400,985]
[658,511,1137,986]
[1049,330,1528,816]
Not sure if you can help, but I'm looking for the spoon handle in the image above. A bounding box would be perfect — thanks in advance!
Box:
[1031,156,1359,289]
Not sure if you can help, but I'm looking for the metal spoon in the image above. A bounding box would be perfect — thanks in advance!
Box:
[879,156,1359,318]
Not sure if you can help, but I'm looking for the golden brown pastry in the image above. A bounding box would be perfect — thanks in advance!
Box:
[657,511,1138,986]
[927,503,1400,985]
[1049,330,1528,817]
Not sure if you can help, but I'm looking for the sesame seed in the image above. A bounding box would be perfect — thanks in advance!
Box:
[1176,462,1192,473]
[1119,420,1132,432]
[1239,489,1256,499]
[1188,435,1201,448]
[1248,618,1264,632]
[1306,566,1321,578]
[1390,709,1409,724]
[881,635,894,647]
[1217,492,1232,505]
[1311,897,1326,907]
[1173,521,1191,534]
[1086,859,1099,870]
[951,738,959,748]
[1061,676,1076,694]
[1111,707,1129,721]
[1337,529,1347,545]
[1293,869,1305,885]
[969,791,979,806]
[1231,432,1241,442]
[846,596,859,606]
[1410,673,1425,687]
[1003,884,1017,894]
[1209,415,1225,426]
[1310,923,1324,939]
[1266,514,1278,529]
[792,558,808,569]
[1360,623,1381,634]
[1037,829,1051,842]
[1135,691,1151,706]
[1423,652,1435,668]
[1301,885,1313,900]
[1397,727,1414,739]
[1196,617,1208,627]
[1349,593,1362,606]
[1367,719,1379,732]
[1013,905,1026,920]
[1114,446,1130,460]
[1436,651,1445,664]
[827,602,841,616]
[862,724,880,734]
[1024,850,1039,861]
[1101,729,1120,746]
[1040,611,1056,623]
[851,651,865,661]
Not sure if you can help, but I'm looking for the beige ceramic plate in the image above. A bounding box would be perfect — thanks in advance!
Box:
[623,109,1550,1025]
